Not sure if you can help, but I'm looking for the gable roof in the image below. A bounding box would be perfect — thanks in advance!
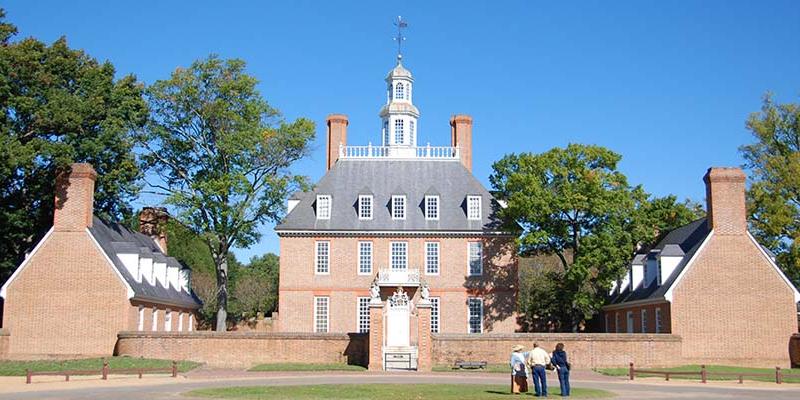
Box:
[275,159,505,233]
[88,217,201,309]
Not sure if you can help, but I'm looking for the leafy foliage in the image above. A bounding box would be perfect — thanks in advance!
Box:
[740,94,800,286]
[0,10,147,281]
[491,144,702,331]
[137,55,313,330]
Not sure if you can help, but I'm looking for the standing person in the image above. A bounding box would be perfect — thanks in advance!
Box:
[551,343,571,397]
[509,345,529,394]
[527,342,551,397]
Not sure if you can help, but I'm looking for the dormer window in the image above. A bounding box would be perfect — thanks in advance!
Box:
[467,195,482,220]
[316,195,331,220]
[392,195,406,220]
[394,119,404,145]
[359,195,373,220]
[395,82,404,100]
[425,195,439,220]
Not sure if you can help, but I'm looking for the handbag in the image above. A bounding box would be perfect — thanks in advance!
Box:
[566,362,571,371]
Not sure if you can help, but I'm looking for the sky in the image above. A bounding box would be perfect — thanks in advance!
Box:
[5,1,799,262]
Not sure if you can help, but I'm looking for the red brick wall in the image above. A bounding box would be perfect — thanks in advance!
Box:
[671,233,797,367]
[3,231,130,356]
[450,115,473,172]
[116,331,368,368]
[791,334,800,368]
[433,333,684,368]
[0,329,8,358]
[278,235,518,333]
[603,302,672,334]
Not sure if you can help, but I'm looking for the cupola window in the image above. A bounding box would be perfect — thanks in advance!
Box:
[395,82,405,100]
[394,119,404,145]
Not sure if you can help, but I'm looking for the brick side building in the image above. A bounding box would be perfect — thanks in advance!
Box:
[275,58,518,368]
[604,167,800,366]
[0,164,201,356]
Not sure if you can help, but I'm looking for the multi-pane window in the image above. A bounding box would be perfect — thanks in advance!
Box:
[425,242,440,275]
[394,119,404,144]
[605,314,610,333]
[410,120,416,142]
[383,120,389,145]
[358,241,373,275]
[615,313,620,333]
[641,309,648,333]
[626,311,634,333]
[468,242,483,276]
[467,195,482,220]
[357,297,370,333]
[151,308,158,332]
[430,297,440,333]
[390,241,408,270]
[468,297,483,334]
[359,195,373,220]
[316,195,331,220]
[188,314,194,331]
[425,195,439,220]
[395,82,404,100]
[315,241,330,274]
[314,296,329,333]
[655,308,663,333]
[178,311,184,332]
[165,309,172,331]
[137,305,144,331]
[392,195,406,220]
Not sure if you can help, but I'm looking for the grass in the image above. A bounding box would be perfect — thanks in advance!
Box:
[597,364,800,384]
[186,384,614,399]
[0,357,200,376]
[248,363,367,372]
[432,364,509,373]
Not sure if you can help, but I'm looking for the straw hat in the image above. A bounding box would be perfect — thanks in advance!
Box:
[512,344,525,352]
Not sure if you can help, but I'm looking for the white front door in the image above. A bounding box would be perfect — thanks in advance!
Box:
[386,287,410,347]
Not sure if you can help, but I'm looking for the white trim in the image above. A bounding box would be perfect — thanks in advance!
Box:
[467,195,482,220]
[356,296,370,333]
[316,195,332,220]
[276,229,512,236]
[424,195,440,221]
[314,296,330,333]
[357,241,373,276]
[87,228,136,299]
[467,241,483,277]
[664,230,714,302]
[358,195,373,220]
[467,297,483,334]
[747,232,800,302]
[391,195,406,220]
[314,241,330,275]
[424,241,440,276]
[1,227,54,298]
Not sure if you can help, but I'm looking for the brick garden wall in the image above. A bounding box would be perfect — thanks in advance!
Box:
[0,329,8,358]
[432,333,684,368]
[116,331,369,368]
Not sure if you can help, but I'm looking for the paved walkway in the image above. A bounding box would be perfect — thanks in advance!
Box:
[0,369,798,400]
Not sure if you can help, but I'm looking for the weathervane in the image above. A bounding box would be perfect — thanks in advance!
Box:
[393,15,408,62]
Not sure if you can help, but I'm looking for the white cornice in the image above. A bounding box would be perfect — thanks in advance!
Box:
[747,232,800,302]
[664,230,714,302]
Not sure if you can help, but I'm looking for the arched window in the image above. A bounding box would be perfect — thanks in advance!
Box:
[394,119,404,144]
[395,82,405,100]
[383,120,389,145]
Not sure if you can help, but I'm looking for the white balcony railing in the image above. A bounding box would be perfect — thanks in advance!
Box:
[377,268,421,287]
[340,144,459,160]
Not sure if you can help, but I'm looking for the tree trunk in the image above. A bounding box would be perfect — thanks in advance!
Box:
[215,252,229,332]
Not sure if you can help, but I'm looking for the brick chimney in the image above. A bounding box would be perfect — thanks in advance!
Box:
[326,114,348,171]
[450,115,473,172]
[703,167,747,235]
[54,163,97,232]
[139,207,169,254]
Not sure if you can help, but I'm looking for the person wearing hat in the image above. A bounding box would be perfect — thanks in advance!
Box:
[509,344,529,394]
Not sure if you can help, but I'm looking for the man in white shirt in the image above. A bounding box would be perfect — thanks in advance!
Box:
[527,343,551,397]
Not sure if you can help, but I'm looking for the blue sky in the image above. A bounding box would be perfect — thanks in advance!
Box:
[5,1,799,262]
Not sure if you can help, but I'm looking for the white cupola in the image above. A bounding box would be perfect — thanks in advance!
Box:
[379,56,420,150]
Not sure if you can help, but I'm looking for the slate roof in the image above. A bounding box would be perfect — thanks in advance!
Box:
[275,159,506,233]
[609,218,711,305]
[89,216,202,309]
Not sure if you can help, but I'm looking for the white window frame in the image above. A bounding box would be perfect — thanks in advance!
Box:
[178,311,184,332]
[604,313,610,334]
[390,241,408,271]
[314,296,330,333]
[425,241,440,275]
[626,311,634,333]
[615,312,620,333]
[358,241,373,275]
[151,308,158,332]
[467,195,482,220]
[430,297,440,333]
[468,297,483,334]
[394,119,404,144]
[357,297,370,333]
[137,305,144,331]
[188,314,194,331]
[468,241,483,276]
[395,82,404,100]
[425,195,439,221]
[315,241,330,275]
[655,307,663,333]
[358,195,373,220]
[641,309,648,333]
[165,308,172,331]
[316,195,331,220]
[392,195,406,220]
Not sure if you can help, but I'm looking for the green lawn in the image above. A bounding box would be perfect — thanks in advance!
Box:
[248,363,367,372]
[0,357,200,376]
[597,364,800,384]
[432,364,509,373]
[186,384,613,399]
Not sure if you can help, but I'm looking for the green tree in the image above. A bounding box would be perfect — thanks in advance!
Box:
[137,55,313,331]
[0,10,147,280]
[491,144,701,331]
[229,253,279,320]
[740,94,800,286]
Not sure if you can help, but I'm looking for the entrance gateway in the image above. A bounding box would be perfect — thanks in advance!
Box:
[370,269,425,370]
